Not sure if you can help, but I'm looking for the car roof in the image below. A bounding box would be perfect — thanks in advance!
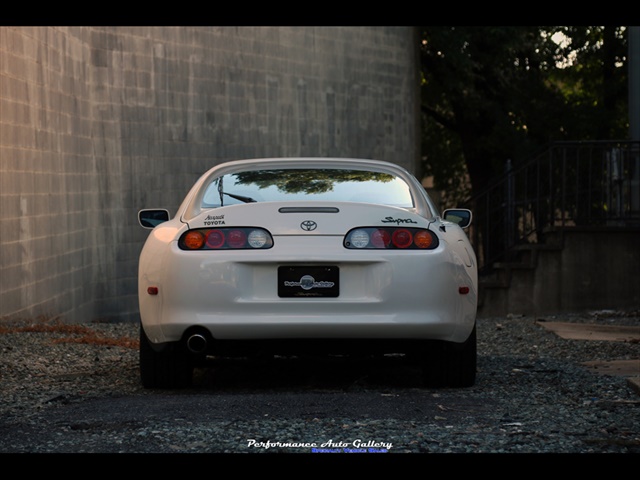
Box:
[206,157,412,174]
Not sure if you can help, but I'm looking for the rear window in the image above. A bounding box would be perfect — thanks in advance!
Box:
[201,169,414,208]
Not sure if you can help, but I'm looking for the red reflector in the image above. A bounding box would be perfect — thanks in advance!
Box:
[459,286,470,295]
[147,286,159,295]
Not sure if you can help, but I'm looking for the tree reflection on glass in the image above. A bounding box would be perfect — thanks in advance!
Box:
[233,169,394,194]
[204,168,413,208]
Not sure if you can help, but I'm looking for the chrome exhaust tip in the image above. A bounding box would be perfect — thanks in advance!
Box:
[186,333,208,354]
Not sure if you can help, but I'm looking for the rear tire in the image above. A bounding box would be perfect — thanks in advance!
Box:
[140,324,193,389]
[422,323,476,388]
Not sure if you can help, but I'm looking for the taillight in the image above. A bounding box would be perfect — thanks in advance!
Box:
[391,229,413,248]
[226,229,247,248]
[344,227,439,250]
[371,229,391,248]
[179,228,273,250]
[206,230,225,249]
[183,231,206,250]
[414,230,437,249]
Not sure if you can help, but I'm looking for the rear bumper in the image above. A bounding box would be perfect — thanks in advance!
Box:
[139,236,477,347]
[155,310,469,339]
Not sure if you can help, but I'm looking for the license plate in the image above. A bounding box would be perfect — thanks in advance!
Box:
[278,266,339,298]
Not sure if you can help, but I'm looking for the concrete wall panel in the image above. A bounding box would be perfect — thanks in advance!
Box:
[0,26,419,323]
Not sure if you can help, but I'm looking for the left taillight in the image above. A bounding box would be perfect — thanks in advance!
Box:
[178,227,273,250]
[344,227,439,250]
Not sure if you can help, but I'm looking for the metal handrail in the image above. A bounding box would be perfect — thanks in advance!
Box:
[463,141,640,272]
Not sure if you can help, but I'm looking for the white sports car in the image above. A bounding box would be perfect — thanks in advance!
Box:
[137,158,477,388]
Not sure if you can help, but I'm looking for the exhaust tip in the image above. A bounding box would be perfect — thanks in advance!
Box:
[186,333,208,354]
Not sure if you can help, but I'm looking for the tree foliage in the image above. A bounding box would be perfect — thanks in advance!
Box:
[419,26,629,207]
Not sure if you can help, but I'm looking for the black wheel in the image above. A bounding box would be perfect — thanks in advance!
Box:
[422,323,476,388]
[139,324,193,389]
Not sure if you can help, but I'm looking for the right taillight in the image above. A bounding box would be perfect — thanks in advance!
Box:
[344,227,439,250]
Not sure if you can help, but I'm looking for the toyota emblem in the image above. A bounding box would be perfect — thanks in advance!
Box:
[300,220,317,231]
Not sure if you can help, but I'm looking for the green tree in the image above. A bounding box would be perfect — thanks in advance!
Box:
[419,26,629,207]
[549,26,628,140]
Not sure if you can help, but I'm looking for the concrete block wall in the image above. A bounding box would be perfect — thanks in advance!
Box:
[0,26,420,323]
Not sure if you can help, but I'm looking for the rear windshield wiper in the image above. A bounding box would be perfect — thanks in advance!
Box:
[222,192,256,203]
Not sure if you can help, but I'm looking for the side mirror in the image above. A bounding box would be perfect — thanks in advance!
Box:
[443,209,472,228]
[138,209,170,229]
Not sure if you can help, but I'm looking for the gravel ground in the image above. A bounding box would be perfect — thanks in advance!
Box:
[0,311,639,456]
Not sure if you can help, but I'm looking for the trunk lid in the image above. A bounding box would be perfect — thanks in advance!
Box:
[185,201,433,235]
